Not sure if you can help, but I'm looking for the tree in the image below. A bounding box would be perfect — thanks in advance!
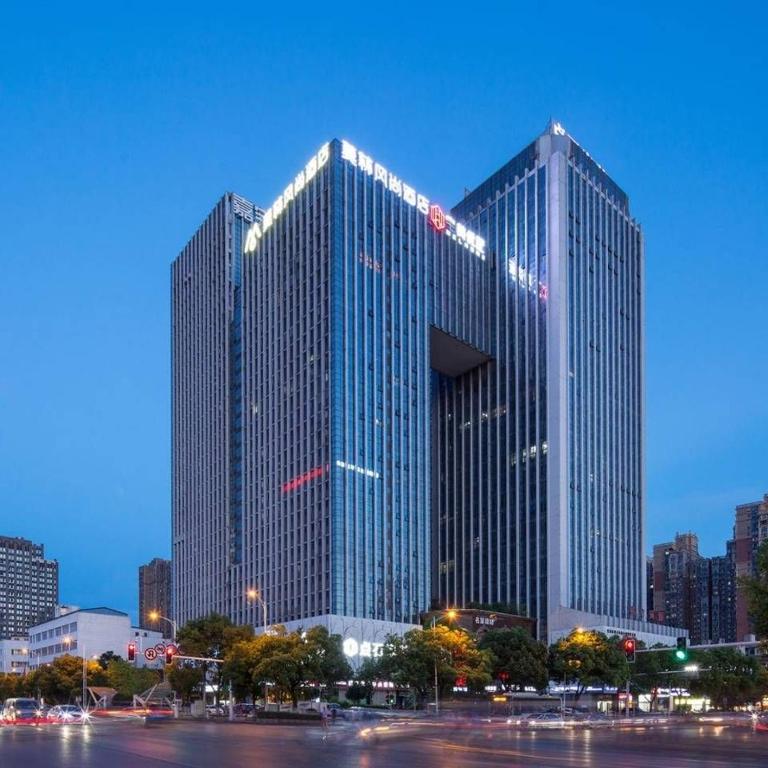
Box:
[478,628,548,691]
[250,628,307,707]
[98,651,122,669]
[0,673,25,701]
[353,657,381,705]
[222,626,352,707]
[105,659,160,699]
[377,626,492,706]
[222,639,263,703]
[27,655,85,703]
[691,648,768,709]
[548,630,629,699]
[168,664,203,704]
[176,613,253,703]
[629,643,682,711]
[302,626,352,694]
[741,540,768,639]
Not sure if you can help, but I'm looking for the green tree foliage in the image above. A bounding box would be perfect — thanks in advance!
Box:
[0,673,26,701]
[478,628,548,691]
[98,651,122,669]
[629,643,682,710]
[221,625,352,707]
[548,630,629,698]
[352,657,380,705]
[168,664,204,704]
[175,613,254,702]
[690,648,768,709]
[26,655,92,704]
[105,659,161,699]
[377,626,492,705]
[222,639,262,702]
[742,540,768,639]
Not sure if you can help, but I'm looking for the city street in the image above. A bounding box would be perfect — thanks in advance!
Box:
[1,719,767,767]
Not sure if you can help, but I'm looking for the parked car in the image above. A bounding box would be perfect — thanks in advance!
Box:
[47,705,87,723]
[2,698,41,724]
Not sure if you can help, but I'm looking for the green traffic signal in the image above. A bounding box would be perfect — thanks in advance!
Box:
[674,649,688,662]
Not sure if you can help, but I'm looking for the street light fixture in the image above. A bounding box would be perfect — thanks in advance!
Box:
[247,588,269,707]
[429,608,458,716]
[148,610,177,642]
[246,588,268,634]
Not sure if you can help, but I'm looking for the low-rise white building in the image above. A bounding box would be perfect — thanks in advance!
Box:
[0,637,30,674]
[28,606,164,668]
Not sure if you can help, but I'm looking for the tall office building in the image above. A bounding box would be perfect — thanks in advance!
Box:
[173,124,669,645]
[138,557,172,629]
[0,536,58,639]
[441,123,645,639]
[172,193,262,625]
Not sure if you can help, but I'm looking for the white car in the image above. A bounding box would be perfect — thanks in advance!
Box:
[47,705,87,723]
[521,712,569,729]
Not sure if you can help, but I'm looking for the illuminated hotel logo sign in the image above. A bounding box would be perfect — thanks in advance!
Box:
[341,140,485,259]
[428,204,446,232]
[244,143,330,254]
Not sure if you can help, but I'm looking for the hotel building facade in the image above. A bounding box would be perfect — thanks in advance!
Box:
[173,124,675,647]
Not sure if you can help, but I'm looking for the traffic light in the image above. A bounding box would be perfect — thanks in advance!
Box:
[674,636,688,662]
[127,642,136,663]
[622,636,636,663]
[165,643,178,665]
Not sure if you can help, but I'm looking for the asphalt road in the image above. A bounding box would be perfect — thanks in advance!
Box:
[1,718,767,767]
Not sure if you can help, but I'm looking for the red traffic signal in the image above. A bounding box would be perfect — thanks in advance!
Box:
[165,643,178,665]
[622,637,636,662]
[127,642,136,662]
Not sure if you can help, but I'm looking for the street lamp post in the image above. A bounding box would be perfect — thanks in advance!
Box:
[247,589,269,708]
[429,608,458,716]
[148,611,177,642]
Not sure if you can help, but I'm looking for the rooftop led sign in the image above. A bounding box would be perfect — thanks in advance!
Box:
[243,140,486,259]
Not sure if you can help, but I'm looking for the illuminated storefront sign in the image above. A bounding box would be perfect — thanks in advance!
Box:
[244,143,330,253]
[341,140,485,259]
[343,637,384,658]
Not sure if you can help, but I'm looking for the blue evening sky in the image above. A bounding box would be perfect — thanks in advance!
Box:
[1,3,765,621]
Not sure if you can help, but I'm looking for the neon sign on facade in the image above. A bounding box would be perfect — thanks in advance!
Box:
[244,143,330,254]
[341,140,485,259]
[243,139,487,260]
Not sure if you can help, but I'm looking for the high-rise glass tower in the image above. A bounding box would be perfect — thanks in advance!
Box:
[435,122,645,639]
[171,193,261,626]
[173,124,657,643]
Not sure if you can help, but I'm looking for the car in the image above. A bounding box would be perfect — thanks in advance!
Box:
[2,698,42,724]
[47,705,87,723]
[521,712,570,729]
